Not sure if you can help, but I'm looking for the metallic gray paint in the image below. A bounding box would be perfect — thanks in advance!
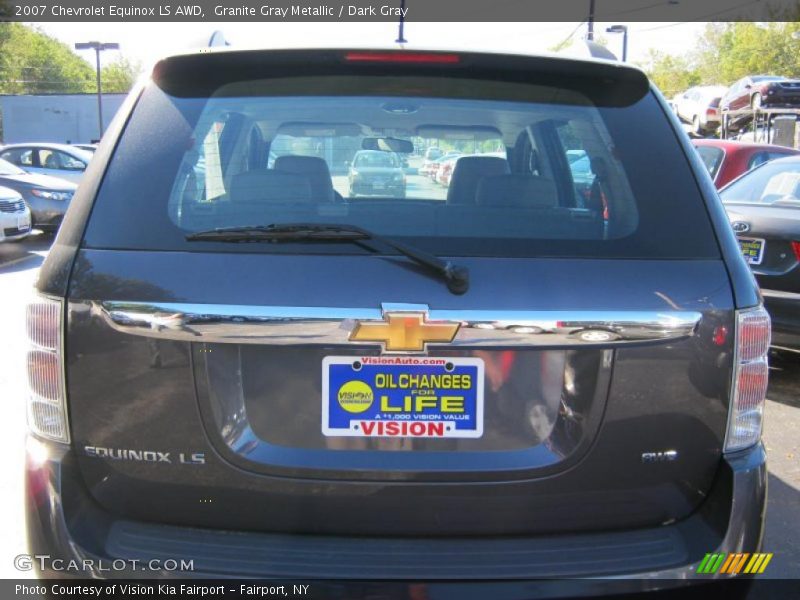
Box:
[25,436,767,591]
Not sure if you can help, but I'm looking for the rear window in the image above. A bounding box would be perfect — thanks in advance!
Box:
[695,145,725,180]
[721,159,800,206]
[83,55,719,259]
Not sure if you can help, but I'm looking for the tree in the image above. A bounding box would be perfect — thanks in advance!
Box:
[640,49,702,99]
[0,23,95,94]
[640,21,800,97]
[101,56,143,94]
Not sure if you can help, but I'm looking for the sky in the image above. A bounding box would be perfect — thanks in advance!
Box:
[33,21,707,72]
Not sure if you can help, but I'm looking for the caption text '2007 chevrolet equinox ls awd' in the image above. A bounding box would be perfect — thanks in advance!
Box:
[25,47,770,595]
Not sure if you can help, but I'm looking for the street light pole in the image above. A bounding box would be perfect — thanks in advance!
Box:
[587,0,596,40]
[606,25,628,62]
[395,0,407,43]
[74,41,120,140]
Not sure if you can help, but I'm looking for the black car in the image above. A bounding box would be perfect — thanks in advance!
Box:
[0,157,76,231]
[721,154,800,351]
[348,149,406,197]
[26,48,768,594]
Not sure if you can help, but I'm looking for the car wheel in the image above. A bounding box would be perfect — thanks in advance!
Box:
[751,93,762,110]
[691,115,702,135]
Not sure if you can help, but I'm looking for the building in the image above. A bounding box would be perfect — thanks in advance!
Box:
[0,93,127,144]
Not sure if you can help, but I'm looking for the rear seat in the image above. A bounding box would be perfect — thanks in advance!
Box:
[447,157,510,205]
[476,174,558,208]
[229,169,312,204]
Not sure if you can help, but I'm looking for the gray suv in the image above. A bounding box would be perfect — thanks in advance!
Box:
[26,48,769,595]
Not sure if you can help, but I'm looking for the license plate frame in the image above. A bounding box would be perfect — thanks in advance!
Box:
[738,237,765,265]
[322,356,484,439]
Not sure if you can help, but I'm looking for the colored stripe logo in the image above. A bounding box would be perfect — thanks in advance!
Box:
[697,553,773,574]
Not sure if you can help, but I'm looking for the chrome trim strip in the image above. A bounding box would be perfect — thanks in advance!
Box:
[760,288,800,301]
[95,301,702,348]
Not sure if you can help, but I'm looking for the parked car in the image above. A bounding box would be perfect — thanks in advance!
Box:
[72,143,98,153]
[722,74,800,112]
[27,47,769,593]
[720,155,800,351]
[424,147,443,161]
[348,149,406,197]
[0,185,31,242]
[691,138,800,189]
[720,75,800,131]
[418,147,444,176]
[0,157,76,232]
[426,151,460,180]
[435,153,462,186]
[0,143,92,184]
[672,85,728,135]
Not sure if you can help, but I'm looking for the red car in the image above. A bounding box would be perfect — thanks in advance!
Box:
[691,139,800,189]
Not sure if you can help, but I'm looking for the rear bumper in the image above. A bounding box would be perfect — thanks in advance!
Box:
[26,438,766,594]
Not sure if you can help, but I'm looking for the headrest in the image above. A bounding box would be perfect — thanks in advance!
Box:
[447,156,511,205]
[476,174,559,208]
[274,155,335,202]
[230,169,312,204]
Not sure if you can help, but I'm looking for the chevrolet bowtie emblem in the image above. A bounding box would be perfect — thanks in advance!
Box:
[349,312,460,352]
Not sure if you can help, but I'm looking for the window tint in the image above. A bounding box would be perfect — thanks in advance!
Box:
[353,151,399,168]
[695,146,725,179]
[747,151,792,170]
[84,73,720,259]
[1,149,33,166]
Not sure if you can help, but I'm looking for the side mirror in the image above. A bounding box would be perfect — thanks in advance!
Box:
[744,84,752,90]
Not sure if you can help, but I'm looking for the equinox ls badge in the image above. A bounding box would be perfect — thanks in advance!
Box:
[349,311,459,352]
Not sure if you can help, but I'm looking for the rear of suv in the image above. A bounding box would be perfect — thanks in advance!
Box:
[26,48,769,594]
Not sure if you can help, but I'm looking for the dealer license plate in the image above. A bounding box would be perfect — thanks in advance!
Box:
[738,237,765,265]
[322,356,484,439]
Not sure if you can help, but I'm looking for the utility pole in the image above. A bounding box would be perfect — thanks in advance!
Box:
[587,0,596,40]
[74,41,120,140]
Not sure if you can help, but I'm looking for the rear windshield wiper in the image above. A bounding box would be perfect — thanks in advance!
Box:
[186,223,469,295]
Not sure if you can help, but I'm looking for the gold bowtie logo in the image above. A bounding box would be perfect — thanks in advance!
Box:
[349,313,459,352]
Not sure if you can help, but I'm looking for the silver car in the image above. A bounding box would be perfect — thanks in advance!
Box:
[0,185,31,242]
[0,143,92,184]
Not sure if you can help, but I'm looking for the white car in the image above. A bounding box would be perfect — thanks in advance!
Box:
[0,186,31,242]
[0,143,92,184]
[672,85,728,135]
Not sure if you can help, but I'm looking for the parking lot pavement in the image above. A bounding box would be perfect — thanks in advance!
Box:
[0,232,52,268]
[0,237,797,583]
[761,351,800,579]
[0,241,46,579]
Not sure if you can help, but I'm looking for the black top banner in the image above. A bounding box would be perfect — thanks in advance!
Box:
[1,0,798,22]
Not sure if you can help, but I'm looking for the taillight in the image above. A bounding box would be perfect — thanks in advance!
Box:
[791,241,800,262]
[25,296,69,443]
[724,307,770,453]
[344,51,460,64]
